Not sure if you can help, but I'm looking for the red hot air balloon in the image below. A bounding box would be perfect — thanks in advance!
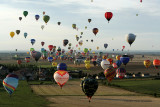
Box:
[140,0,142,3]
[17,60,22,65]
[105,12,113,23]
[41,42,45,46]
[48,45,54,51]
[153,59,160,69]
[93,28,98,35]
[122,46,125,49]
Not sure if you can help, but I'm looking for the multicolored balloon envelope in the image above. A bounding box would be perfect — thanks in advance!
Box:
[81,77,98,102]
[3,74,19,95]
[116,68,126,79]
[144,60,151,68]
[104,66,116,82]
[54,70,69,88]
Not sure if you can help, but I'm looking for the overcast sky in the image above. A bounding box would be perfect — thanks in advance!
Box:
[0,0,160,51]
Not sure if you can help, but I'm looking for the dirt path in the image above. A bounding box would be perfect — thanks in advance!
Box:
[30,80,160,107]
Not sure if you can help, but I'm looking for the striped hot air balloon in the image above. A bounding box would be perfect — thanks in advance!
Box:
[3,74,19,95]
[104,66,116,82]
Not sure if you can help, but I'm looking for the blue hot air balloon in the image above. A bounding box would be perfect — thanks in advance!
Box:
[104,43,108,49]
[31,39,36,45]
[116,60,122,68]
[3,73,19,95]
[24,32,28,38]
[35,15,40,21]
[120,55,130,66]
[48,57,53,63]
[57,63,67,70]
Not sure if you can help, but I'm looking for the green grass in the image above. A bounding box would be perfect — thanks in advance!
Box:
[110,79,160,97]
[0,81,50,107]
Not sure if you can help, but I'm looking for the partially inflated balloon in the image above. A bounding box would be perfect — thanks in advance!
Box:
[23,11,28,17]
[54,70,69,88]
[126,33,136,46]
[43,15,50,24]
[81,78,98,102]
[116,68,126,79]
[3,74,19,95]
[10,32,15,38]
[105,12,113,23]
[93,28,98,35]
[144,60,151,68]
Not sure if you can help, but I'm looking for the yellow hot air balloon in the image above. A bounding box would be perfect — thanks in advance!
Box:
[92,51,95,54]
[52,62,58,67]
[27,52,30,54]
[85,64,90,69]
[10,32,15,38]
[89,48,92,52]
[144,60,151,68]
[78,48,80,50]
[75,35,78,37]
[84,59,90,64]
[96,46,99,50]
[116,55,121,60]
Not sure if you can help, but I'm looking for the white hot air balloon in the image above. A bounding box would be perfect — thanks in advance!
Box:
[101,60,110,70]
[126,33,136,46]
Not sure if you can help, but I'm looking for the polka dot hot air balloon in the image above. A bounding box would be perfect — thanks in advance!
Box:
[3,73,19,96]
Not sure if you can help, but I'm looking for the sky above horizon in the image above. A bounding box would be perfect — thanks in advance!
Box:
[0,0,160,52]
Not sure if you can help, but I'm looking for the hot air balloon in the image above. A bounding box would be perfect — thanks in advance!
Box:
[76,36,79,41]
[17,60,22,65]
[30,48,35,52]
[112,63,118,69]
[57,63,67,70]
[101,60,110,70]
[120,55,130,66]
[83,48,88,53]
[91,39,93,42]
[144,60,151,68]
[116,68,126,79]
[93,28,98,35]
[96,46,99,50]
[104,66,116,82]
[126,33,136,46]
[105,12,113,23]
[81,77,98,102]
[48,45,53,51]
[116,55,121,60]
[88,19,91,23]
[19,17,22,21]
[107,58,113,65]
[104,43,108,49]
[122,46,125,49]
[57,22,61,25]
[52,62,58,67]
[23,11,28,17]
[16,30,20,35]
[140,0,142,3]
[10,32,15,38]
[79,40,83,46]
[25,57,30,63]
[85,26,87,29]
[116,60,122,68]
[43,11,45,15]
[48,57,53,63]
[63,39,69,46]
[3,73,19,96]
[41,41,45,46]
[153,59,160,69]
[35,15,40,21]
[43,15,50,24]
[72,24,76,29]
[31,39,35,45]
[24,32,27,38]
[31,51,41,62]
[41,25,45,30]
[81,32,83,35]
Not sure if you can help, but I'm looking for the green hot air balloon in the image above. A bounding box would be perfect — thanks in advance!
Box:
[30,48,35,52]
[23,11,28,17]
[83,48,88,53]
[81,77,98,102]
[43,15,50,24]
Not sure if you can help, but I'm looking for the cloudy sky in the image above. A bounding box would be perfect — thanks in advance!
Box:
[0,0,160,51]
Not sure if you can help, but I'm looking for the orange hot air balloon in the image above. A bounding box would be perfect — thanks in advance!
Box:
[93,28,98,35]
[10,32,15,38]
[144,60,151,68]
[107,58,113,65]
[153,59,160,69]
[102,55,107,59]
[105,12,113,23]
[116,55,121,60]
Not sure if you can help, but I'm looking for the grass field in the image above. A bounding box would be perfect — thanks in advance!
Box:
[0,81,50,107]
[110,79,160,97]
